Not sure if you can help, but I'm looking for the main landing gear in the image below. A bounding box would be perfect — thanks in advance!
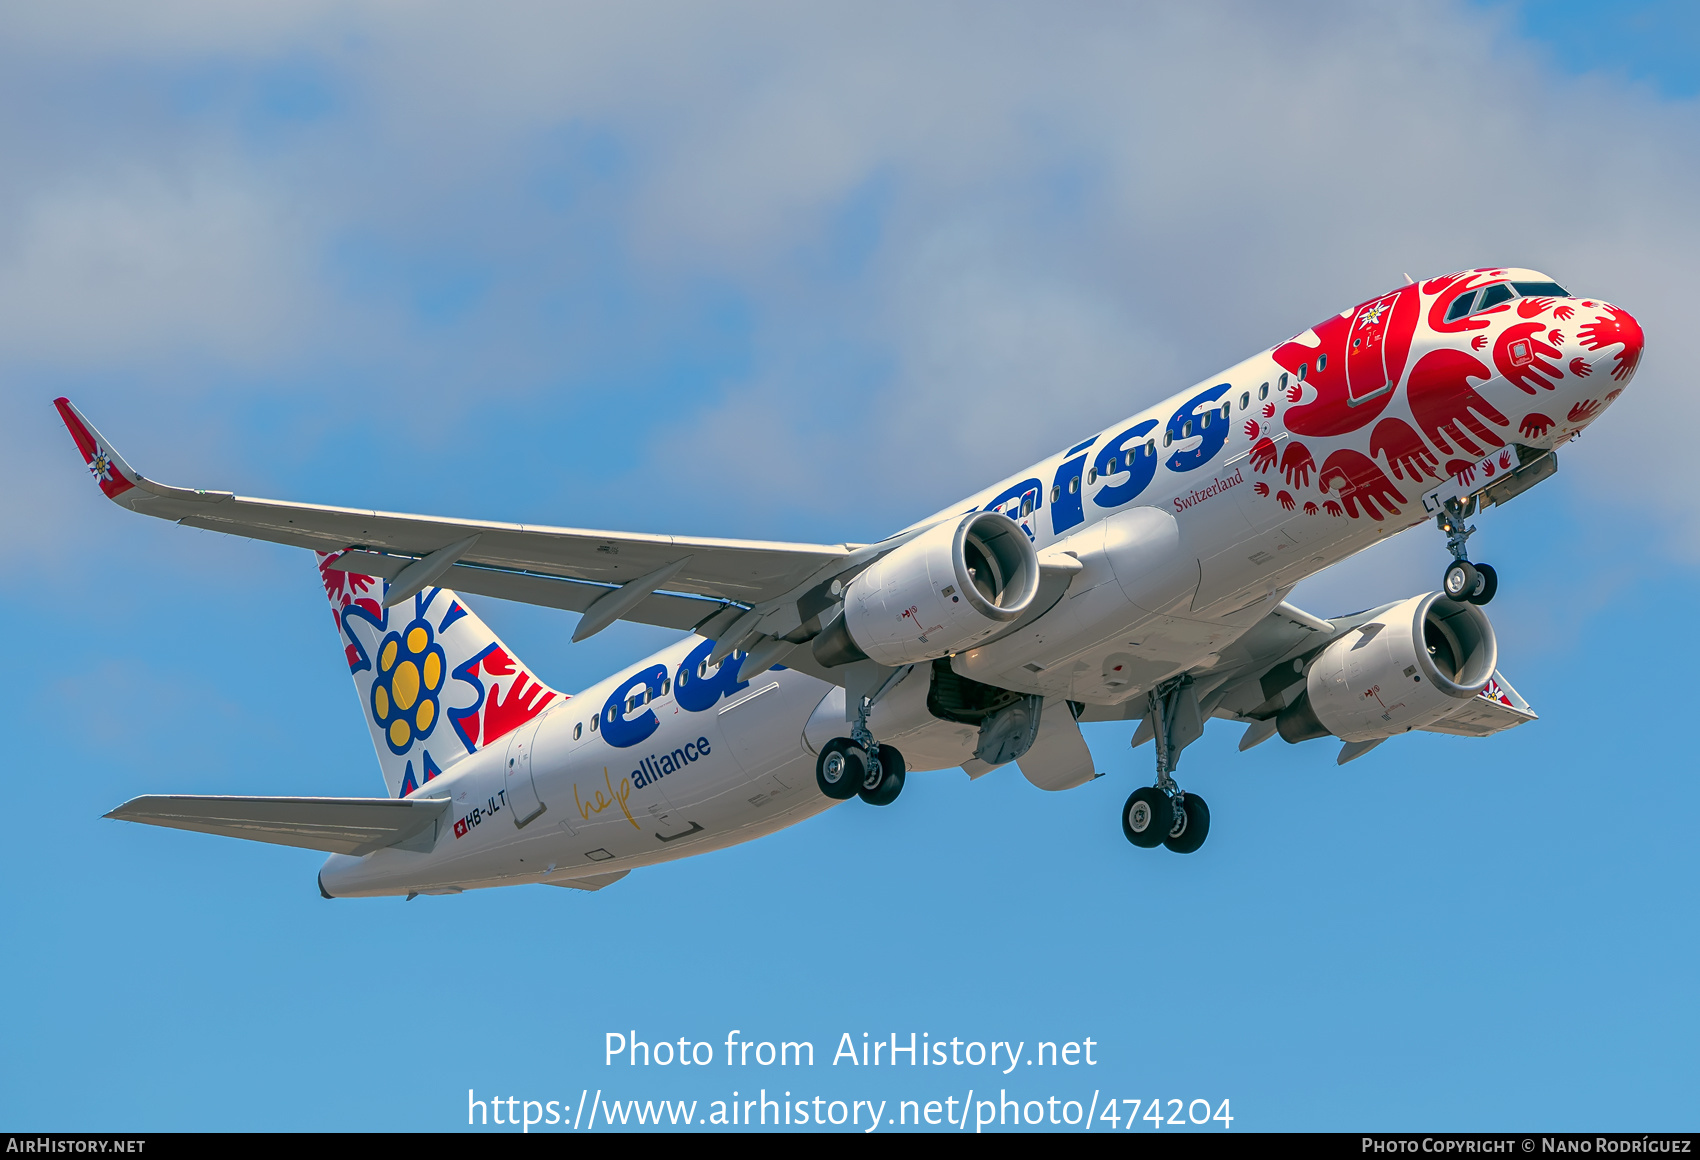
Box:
[1122,679,1211,854]
[1437,497,1497,606]
[816,737,907,805]
[816,673,907,806]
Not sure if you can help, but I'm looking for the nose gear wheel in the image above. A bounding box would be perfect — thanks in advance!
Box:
[1436,499,1497,606]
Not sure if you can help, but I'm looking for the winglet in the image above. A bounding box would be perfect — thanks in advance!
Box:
[54,397,140,501]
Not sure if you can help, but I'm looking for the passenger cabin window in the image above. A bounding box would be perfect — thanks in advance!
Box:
[1069,476,1080,494]
[1220,403,1231,421]
[1145,439,1156,456]
[1259,383,1269,400]
[590,715,598,732]
[1051,484,1061,503]
[1317,354,1327,372]
[1297,362,1308,381]
[573,722,582,740]
[1278,373,1289,390]
[1163,430,1172,447]
[1087,467,1097,484]
[1240,392,1251,409]
[1181,419,1193,438]
[662,678,671,697]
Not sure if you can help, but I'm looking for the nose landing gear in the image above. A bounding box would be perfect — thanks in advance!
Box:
[1121,679,1212,854]
[1437,498,1497,605]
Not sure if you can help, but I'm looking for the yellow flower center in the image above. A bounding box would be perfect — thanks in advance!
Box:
[393,660,420,711]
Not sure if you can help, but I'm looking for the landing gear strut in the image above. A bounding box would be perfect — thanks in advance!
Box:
[815,668,909,806]
[1437,497,1497,606]
[1121,678,1211,854]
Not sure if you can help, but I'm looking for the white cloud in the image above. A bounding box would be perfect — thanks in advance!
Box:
[1,0,1697,579]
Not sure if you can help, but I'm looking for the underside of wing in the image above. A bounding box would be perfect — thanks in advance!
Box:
[55,398,856,626]
[106,795,451,856]
[1419,671,1538,737]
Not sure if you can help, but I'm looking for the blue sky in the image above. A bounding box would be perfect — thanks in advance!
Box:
[3,1,1698,1132]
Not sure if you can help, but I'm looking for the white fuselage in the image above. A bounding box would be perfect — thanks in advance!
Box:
[324,269,1638,895]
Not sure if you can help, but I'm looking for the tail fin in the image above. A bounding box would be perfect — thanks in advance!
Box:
[316,552,568,798]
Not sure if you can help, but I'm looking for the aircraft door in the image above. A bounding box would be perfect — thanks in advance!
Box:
[504,720,547,828]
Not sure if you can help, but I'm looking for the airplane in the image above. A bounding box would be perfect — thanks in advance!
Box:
[56,267,1643,897]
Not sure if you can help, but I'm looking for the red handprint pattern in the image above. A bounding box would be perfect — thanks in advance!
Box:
[1280,442,1316,488]
[1493,322,1565,394]
[1277,490,1296,511]
[1248,438,1278,474]
[1318,449,1407,521]
[1369,417,1439,482]
[1406,348,1508,458]
[1578,306,1644,381]
[1518,413,1554,440]
[1567,399,1601,424]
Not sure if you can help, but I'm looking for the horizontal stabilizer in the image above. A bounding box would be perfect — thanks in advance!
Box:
[106,794,451,856]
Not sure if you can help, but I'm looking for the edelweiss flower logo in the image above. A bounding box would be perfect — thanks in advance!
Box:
[1357,302,1388,329]
[89,451,114,481]
[371,618,448,754]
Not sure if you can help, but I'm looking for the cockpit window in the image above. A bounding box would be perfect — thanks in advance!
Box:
[1447,277,1571,323]
[1476,283,1514,310]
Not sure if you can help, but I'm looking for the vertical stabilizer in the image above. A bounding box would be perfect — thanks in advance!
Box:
[316,552,567,798]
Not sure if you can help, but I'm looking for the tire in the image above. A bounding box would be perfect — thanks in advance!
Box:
[1442,560,1480,601]
[1467,562,1498,606]
[1163,793,1211,854]
[1121,787,1174,848]
[859,746,906,806]
[816,738,866,800]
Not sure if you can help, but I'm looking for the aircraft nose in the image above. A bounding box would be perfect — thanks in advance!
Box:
[1573,298,1644,385]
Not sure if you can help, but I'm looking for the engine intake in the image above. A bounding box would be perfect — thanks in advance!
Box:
[1277,593,1497,744]
[826,511,1040,668]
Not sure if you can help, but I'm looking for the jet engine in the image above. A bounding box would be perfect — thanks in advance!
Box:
[1277,593,1497,744]
[819,511,1040,668]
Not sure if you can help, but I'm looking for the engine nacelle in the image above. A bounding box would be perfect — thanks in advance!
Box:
[1278,593,1497,744]
[838,511,1040,667]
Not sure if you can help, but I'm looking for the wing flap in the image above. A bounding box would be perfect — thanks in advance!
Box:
[1015,700,1100,791]
[544,870,630,892]
[329,549,730,633]
[1419,671,1538,737]
[106,795,451,856]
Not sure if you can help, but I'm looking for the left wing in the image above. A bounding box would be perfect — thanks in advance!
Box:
[55,398,861,638]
